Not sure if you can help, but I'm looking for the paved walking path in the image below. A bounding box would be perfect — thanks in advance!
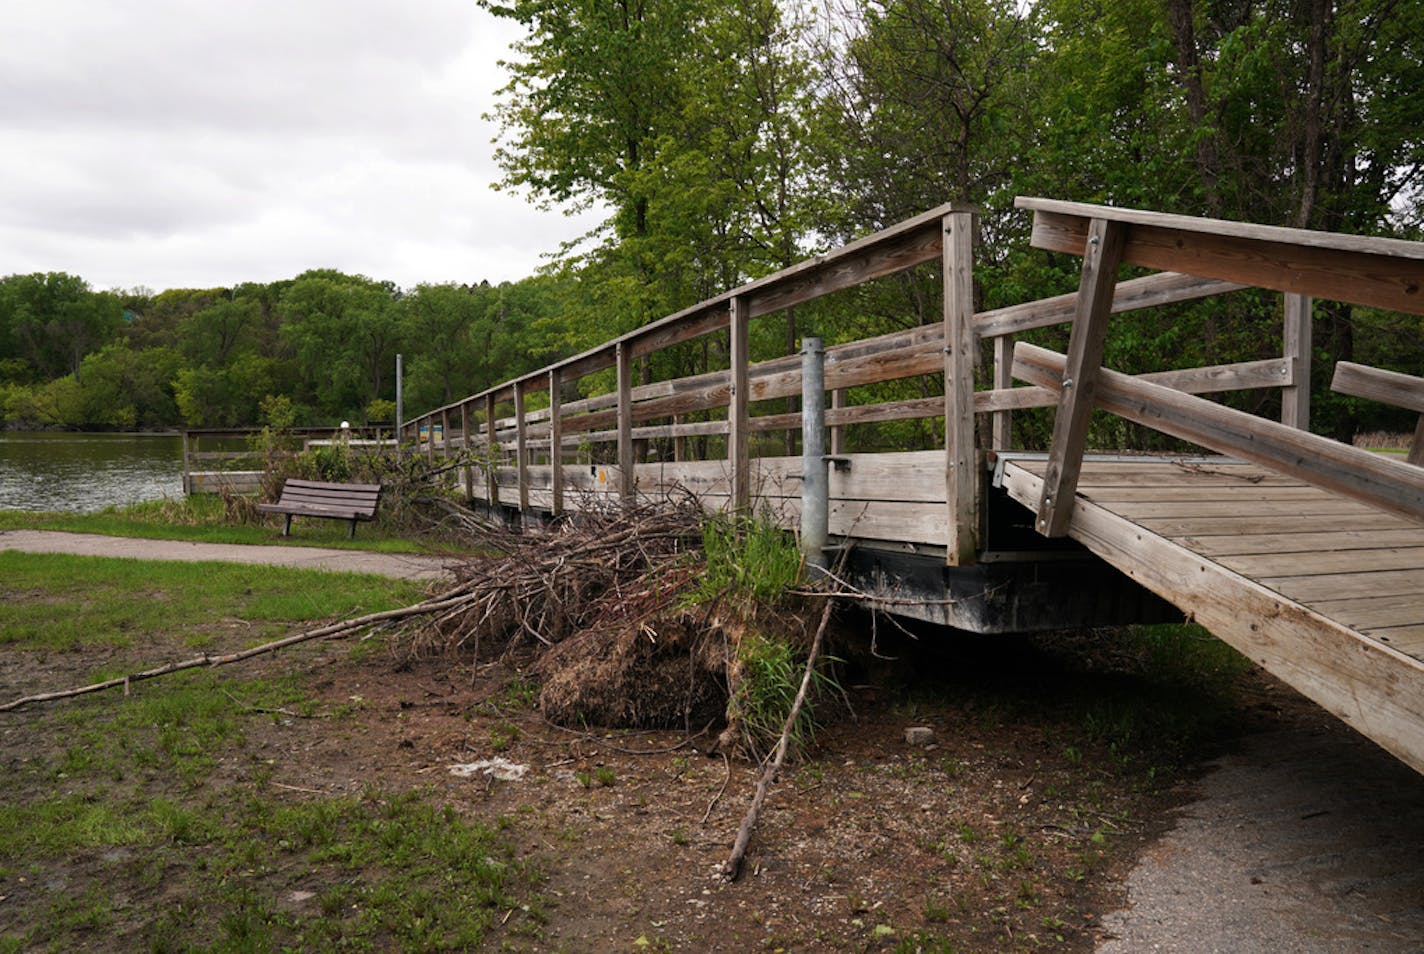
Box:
[0,530,455,580]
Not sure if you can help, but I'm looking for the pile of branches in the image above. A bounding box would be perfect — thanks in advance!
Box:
[406,495,818,742]
[411,497,709,659]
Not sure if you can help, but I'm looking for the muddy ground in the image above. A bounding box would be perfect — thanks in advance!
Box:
[2,610,1325,952]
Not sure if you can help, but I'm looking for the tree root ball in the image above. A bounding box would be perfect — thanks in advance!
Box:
[535,611,732,730]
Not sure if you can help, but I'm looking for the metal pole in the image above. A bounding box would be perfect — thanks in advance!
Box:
[394,353,404,457]
[800,337,828,573]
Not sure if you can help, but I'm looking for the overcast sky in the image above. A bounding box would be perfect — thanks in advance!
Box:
[0,0,603,294]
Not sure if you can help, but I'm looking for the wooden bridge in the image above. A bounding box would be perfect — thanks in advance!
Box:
[402,198,1424,774]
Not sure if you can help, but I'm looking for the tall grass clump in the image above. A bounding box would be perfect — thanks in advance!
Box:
[690,511,804,608]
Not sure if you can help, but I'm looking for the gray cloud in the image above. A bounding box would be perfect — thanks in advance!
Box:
[0,0,600,291]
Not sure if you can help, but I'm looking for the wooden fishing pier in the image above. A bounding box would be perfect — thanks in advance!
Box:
[402,198,1424,773]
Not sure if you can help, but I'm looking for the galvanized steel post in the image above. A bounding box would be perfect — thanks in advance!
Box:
[800,337,828,572]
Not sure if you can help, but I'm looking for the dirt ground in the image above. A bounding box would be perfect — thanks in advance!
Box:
[3,609,1318,953]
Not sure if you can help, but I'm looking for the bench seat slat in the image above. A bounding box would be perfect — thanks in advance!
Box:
[259,479,383,538]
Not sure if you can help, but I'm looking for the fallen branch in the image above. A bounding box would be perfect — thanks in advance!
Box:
[0,592,470,713]
[721,581,838,882]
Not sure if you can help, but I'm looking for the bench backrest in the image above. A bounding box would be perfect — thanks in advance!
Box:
[278,479,382,514]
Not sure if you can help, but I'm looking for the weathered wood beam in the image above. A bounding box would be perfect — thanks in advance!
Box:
[1332,360,1424,467]
[729,296,751,510]
[974,271,1244,340]
[1282,294,1312,430]
[616,342,634,506]
[943,209,979,565]
[1014,342,1424,523]
[1331,361,1424,414]
[549,369,564,514]
[1036,218,1128,537]
[484,393,497,504]
[1019,197,1424,316]
[992,335,1013,450]
[514,382,529,512]
[460,401,473,499]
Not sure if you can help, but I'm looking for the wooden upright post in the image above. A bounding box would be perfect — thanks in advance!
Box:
[943,209,978,566]
[514,382,529,512]
[992,336,1013,450]
[549,369,564,515]
[460,401,473,500]
[1282,293,1312,431]
[181,431,192,495]
[830,388,845,456]
[485,393,497,505]
[616,342,635,506]
[729,297,751,511]
[1035,218,1128,537]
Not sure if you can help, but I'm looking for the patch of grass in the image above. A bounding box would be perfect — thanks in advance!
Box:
[3,687,539,951]
[689,511,803,607]
[0,495,434,553]
[0,551,425,653]
[730,632,840,760]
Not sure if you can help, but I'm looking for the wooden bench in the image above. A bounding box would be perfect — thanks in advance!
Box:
[257,479,382,538]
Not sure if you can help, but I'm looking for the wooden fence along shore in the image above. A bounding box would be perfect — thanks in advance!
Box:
[402,197,1424,774]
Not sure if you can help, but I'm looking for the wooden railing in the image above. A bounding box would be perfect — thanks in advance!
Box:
[181,426,394,495]
[403,199,1358,561]
[1011,197,1424,533]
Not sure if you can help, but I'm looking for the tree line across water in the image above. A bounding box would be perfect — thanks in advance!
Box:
[2,0,1422,444]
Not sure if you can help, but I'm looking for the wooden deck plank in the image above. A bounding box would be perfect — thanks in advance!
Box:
[1260,568,1424,602]
[1218,547,1424,578]
[1177,528,1424,556]
[1132,513,1410,536]
[1308,594,1424,631]
[1103,499,1377,518]
[1079,486,1350,503]
[1369,626,1424,656]
[996,459,1424,774]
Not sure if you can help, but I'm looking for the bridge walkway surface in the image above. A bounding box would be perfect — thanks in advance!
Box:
[996,455,1424,773]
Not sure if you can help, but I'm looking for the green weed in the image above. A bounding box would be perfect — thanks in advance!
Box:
[730,632,840,760]
[688,512,803,607]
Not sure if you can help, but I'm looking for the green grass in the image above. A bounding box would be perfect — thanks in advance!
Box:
[0,558,541,952]
[0,551,426,653]
[0,494,436,553]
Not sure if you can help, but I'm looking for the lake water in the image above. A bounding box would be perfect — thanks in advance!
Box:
[0,432,185,513]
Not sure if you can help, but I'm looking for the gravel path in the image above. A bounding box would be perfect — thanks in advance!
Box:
[1099,715,1424,953]
[0,530,454,580]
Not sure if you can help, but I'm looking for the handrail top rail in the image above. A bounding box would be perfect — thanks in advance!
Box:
[411,200,976,422]
[1016,196,1424,262]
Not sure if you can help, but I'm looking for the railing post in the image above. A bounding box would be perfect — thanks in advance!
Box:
[943,208,979,566]
[800,338,828,572]
[1035,217,1128,537]
[829,388,845,456]
[1283,293,1312,431]
[460,401,473,500]
[514,382,529,512]
[485,393,497,505]
[729,297,751,511]
[181,430,191,495]
[616,342,635,506]
[992,336,1013,450]
[549,369,564,515]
